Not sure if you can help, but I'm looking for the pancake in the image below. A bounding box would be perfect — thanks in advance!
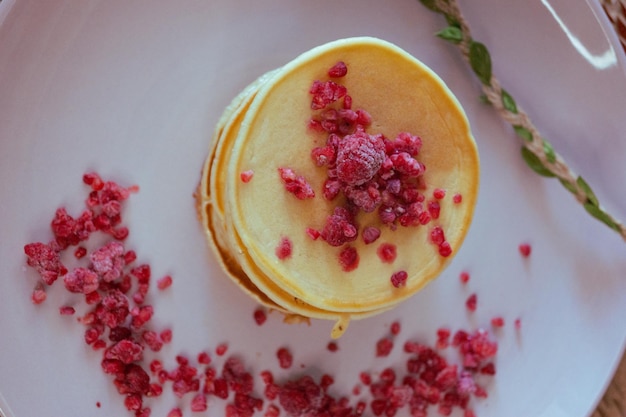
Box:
[199,37,480,337]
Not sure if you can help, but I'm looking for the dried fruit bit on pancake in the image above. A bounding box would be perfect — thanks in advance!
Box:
[327,61,348,78]
[278,167,315,200]
[390,271,408,288]
[338,246,359,272]
[320,207,358,247]
[309,80,347,110]
[240,170,254,183]
[275,237,293,260]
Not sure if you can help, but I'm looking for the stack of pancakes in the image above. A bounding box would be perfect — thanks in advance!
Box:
[197,37,479,338]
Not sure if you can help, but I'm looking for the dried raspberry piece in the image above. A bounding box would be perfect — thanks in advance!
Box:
[438,241,453,257]
[433,188,446,200]
[311,145,336,166]
[115,364,150,395]
[305,227,320,240]
[465,293,477,312]
[96,290,130,328]
[459,271,470,284]
[105,339,144,364]
[59,306,75,315]
[278,167,315,200]
[376,243,397,263]
[428,201,441,220]
[344,184,381,213]
[336,131,385,186]
[519,243,532,258]
[276,347,293,369]
[160,328,173,343]
[142,330,163,352]
[216,343,228,356]
[430,226,445,246]
[156,275,172,290]
[309,80,347,110]
[275,237,293,260]
[240,170,254,183]
[453,193,463,204]
[389,132,422,156]
[390,271,408,288]
[320,207,358,247]
[31,285,47,304]
[74,246,87,259]
[328,61,348,78]
[90,241,125,282]
[277,375,324,416]
[491,316,505,328]
[322,179,341,201]
[63,267,99,294]
[362,226,381,244]
[376,337,393,357]
[338,246,359,272]
[389,152,424,177]
[83,172,104,190]
[327,341,339,352]
[190,393,208,412]
[253,308,267,326]
[24,242,64,285]
[436,327,451,350]
[130,305,154,329]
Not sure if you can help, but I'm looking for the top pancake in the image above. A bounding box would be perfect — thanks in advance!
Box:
[224,37,479,313]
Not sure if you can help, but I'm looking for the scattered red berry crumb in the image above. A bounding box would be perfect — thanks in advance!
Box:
[459,271,470,284]
[240,170,254,183]
[215,343,228,356]
[519,243,532,258]
[275,236,293,260]
[466,293,478,312]
[254,308,267,326]
[327,341,339,352]
[436,327,451,349]
[491,316,505,328]
[157,275,173,290]
[375,337,394,357]
[390,321,401,336]
[276,347,293,369]
[453,193,463,204]
[59,306,76,315]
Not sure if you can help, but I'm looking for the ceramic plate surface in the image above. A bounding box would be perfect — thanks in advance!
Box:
[1,1,625,417]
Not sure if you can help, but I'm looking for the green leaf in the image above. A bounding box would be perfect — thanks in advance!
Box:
[521,146,555,177]
[513,125,533,142]
[436,26,463,44]
[576,176,599,207]
[501,89,517,113]
[469,41,492,85]
[542,140,556,164]
[584,202,621,232]
[559,178,578,195]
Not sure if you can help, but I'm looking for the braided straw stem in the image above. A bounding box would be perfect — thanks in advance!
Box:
[429,0,626,241]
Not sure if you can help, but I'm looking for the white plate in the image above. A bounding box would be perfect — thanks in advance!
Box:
[1,1,625,417]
